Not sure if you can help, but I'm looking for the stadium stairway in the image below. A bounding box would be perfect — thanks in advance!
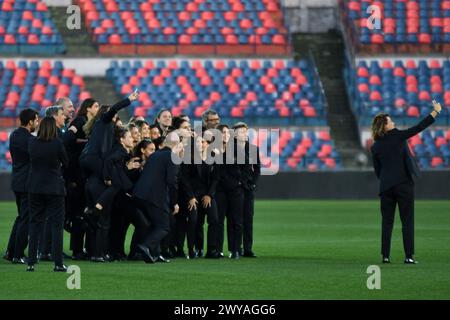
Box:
[293,32,368,168]
[83,76,128,121]
[49,6,97,56]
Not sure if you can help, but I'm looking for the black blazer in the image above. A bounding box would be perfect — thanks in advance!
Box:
[133,147,179,212]
[242,142,261,191]
[81,98,130,159]
[371,114,435,194]
[9,127,34,193]
[103,143,133,191]
[180,158,219,200]
[217,141,247,192]
[28,137,69,196]
[62,115,88,184]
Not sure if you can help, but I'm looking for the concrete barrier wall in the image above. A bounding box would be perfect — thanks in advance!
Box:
[1,171,449,201]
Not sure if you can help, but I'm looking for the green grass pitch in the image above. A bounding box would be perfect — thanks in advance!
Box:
[0,200,449,300]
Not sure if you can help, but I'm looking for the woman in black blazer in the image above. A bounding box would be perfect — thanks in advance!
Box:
[371,101,442,264]
[27,116,69,272]
[180,131,220,259]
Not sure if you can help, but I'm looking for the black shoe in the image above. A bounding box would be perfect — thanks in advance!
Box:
[188,251,198,259]
[91,256,105,263]
[72,252,89,260]
[404,258,418,264]
[156,255,170,263]
[205,251,220,259]
[12,257,26,264]
[218,252,224,258]
[39,253,52,261]
[175,249,187,259]
[382,257,390,264]
[127,252,143,261]
[54,265,67,272]
[3,250,12,261]
[196,249,204,258]
[161,251,174,259]
[229,251,240,259]
[26,264,35,272]
[136,244,155,264]
[243,251,257,258]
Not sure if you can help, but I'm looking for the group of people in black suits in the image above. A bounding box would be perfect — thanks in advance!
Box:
[3,91,261,271]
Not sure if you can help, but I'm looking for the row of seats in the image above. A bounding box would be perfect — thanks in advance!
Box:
[0,60,91,118]
[342,0,450,45]
[0,0,65,54]
[0,128,342,172]
[106,59,327,126]
[345,58,450,125]
[365,128,450,169]
[251,129,342,171]
[78,0,289,46]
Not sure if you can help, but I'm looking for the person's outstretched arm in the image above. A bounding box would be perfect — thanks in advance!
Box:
[101,90,140,123]
[397,100,442,141]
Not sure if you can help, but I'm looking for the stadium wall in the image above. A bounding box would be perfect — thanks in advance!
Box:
[282,0,338,33]
[0,171,448,201]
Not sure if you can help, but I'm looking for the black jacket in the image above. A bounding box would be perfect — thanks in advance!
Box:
[81,98,130,159]
[62,115,88,184]
[103,143,133,191]
[371,114,435,194]
[133,147,179,212]
[28,137,69,196]
[180,158,219,200]
[9,127,34,193]
[242,142,261,191]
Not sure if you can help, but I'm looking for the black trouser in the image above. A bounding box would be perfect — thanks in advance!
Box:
[215,191,228,253]
[28,194,65,266]
[39,218,52,256]
[175,202,198,254]
[161,212,177,255]
[80,154,103,180]
[193,196,219,253]
[219,188,244,254]
[135,198,170,258]
[109,193,142,257]
[67,181,88,256]
[8,192,29,259]
[243,189,255,253]
[380,182,415,258]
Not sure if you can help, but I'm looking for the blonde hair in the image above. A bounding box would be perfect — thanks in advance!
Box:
[371,113,389,140]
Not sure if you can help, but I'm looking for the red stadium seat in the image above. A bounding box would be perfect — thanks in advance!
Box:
[436,137,447,148]
[393,67,405,77]
[272,35,286,45]
[358,83,369,93]
[23,11,34,20]
[5,34,16,44]
[370,91,382,101]
[431,157,444,167]
[419,33,431,43]
[407,106,420,117]
[303,107,317,117]
[419,91,431,100]
[36,2,48,11]
[0,131,8,142]
[369,75,382,85]
[32,19,43,28]
[179,35,192,44]
[225,35,238,44]
[430,60,441,69]
[406,60,417,69]
[357,67,369,77]
[28,34,39,44]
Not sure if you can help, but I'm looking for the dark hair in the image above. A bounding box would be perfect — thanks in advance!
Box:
[217,124,229,132]
[371,113,389,140]
[172,116,189,130]
[77,98,98,118]
[152,136,165,150]
[133,139,154,158]
[115,127,129,141]
[83,105,110,137]
[154,108,171,126]
[128,122,137,130]
[135,119,149,129]
[37,116,57,141]
[45,106,63,117]
[19,108,38,126]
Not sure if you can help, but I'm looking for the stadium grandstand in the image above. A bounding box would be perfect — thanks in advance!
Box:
[0,0,448,193]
